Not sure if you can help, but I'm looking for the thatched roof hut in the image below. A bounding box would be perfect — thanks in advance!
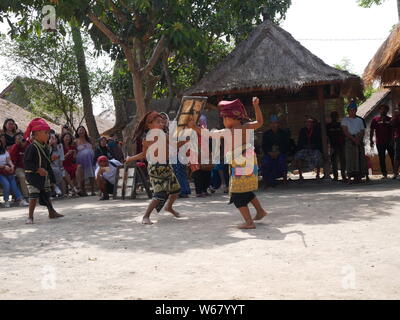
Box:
[185,20,364,178]
[0,98,59,132]
[0,77,114,135]
[186,20,363,99]
[363,24,400,87]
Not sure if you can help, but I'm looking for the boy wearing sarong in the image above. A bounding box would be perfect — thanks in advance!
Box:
[24,118,64,224]
[126,112,181,225]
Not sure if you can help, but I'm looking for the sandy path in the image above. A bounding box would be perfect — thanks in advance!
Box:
[1,179,400,299]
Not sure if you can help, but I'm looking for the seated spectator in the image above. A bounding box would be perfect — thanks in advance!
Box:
[49,133,65,196]
[95,155,122,200]
[61,132,83,196]
[261,115,290,188]
[94,136,113,164]
[9,133,29,199]
[2,118,21,149]
[327,111,347,181]
[108,134,125,162]
[293,117,323,181]
[0,137,28,208]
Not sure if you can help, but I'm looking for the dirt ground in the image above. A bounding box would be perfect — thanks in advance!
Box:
[1,177,400,300]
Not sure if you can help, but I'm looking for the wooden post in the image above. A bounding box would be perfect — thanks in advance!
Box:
[317,86,331,179]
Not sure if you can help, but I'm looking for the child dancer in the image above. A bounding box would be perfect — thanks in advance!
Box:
[24,118,64,224]
[126,111,181,225]
[216,97,268,229]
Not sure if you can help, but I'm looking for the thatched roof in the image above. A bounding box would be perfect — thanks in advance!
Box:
[0,77,114,134]
[363,24,400,87]
[0,98,59,132]
[186,20,363,98]
[357,89,391,119]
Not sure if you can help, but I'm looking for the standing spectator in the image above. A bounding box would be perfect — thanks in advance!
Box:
[2,118,20,149]
[9,133,29,199]
[75,126,95,196]
[342,101,367,183]
[0,136,28,208]
[370,104,394,178]
[293,117,323,181]
[261,115,290,188]
[391,104,400,179]
[327,111,347,181]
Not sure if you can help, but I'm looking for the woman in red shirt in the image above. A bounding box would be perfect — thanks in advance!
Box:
[61,132,83,196]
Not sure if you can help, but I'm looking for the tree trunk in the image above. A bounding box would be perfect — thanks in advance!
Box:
[398,0,400,21]
[70,24,99,140]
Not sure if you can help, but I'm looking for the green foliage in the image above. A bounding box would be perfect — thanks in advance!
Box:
[333,57,355,73]
[0,22,110,128]
[357,0,386,8]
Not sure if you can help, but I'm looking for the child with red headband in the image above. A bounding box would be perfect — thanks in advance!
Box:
[24,118,64,224]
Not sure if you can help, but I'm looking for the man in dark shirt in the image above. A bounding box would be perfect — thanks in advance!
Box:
[327,111,347,181]
[261,115,290,188]
[391,104,400,179]
[370,104,394,178]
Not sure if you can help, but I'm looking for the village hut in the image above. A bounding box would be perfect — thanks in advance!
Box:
[0,77,114,135]
[364,24,400,91]
[361,24,400,175]
[185,19,364,177]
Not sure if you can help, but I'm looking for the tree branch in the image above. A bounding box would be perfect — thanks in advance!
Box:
[140,35,166,75]
[87,11,125,47]
[109,0,129,24]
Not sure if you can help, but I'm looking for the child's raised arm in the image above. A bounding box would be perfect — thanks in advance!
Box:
[243,97,264,130]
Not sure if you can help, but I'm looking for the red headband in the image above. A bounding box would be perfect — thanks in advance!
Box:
[218,99,249,120]
[24,118,51,140]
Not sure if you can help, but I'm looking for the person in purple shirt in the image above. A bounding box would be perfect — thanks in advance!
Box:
[370,104,394,178]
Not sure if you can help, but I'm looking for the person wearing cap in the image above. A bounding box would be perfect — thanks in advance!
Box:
[23,118,64,224]
[293,117,323,181]
[327,111,347,181]
[391,104,400,179]
[341,101,367,183]
[261,114,290,189]
[95,155,122,200]
[370,104,394,179]
[205,97,268,229]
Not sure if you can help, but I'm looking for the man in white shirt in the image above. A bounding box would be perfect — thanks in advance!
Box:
[95,155,123,200]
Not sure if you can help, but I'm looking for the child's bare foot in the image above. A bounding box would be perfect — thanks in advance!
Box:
[25,218,34,224]
[49,212,64,219]
[165,207,181,218]
[237,222,256,229]
[142,217,153,225]
[253,209,268,221]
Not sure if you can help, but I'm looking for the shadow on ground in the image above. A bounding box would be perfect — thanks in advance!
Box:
[0,178,398,257]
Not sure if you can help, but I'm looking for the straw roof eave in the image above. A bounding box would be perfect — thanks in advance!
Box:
[363,24,400,87]
[185,20,363,100]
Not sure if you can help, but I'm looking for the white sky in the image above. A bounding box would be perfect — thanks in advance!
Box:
[0,0,398,114]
